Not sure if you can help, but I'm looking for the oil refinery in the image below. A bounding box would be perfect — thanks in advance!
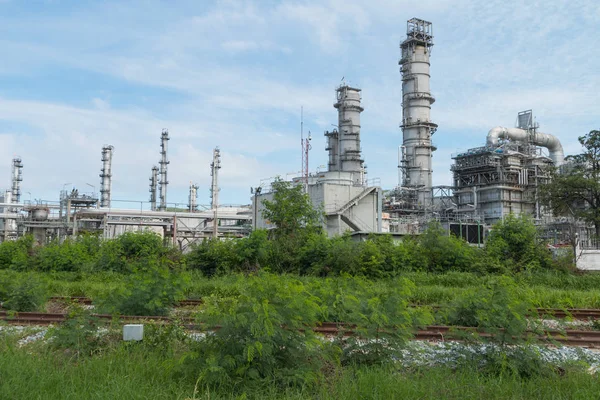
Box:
[0,18,580,247]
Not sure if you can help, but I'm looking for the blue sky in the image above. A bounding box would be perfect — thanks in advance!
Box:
[0,0,598,207]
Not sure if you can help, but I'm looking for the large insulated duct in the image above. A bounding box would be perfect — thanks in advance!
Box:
[149,165,158,211]
[99,145,114,208]
[158,129,170,211]
[11,158,23,204]
[400,18,437,206]
[486,127,565,166]
[334,85,364,184]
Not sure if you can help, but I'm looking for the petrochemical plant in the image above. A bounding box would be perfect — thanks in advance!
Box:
[0,18,578,247]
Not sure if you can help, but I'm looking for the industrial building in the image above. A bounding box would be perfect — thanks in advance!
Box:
[0,131,251,249]
[0,17,573,245]
[253,84,384,237]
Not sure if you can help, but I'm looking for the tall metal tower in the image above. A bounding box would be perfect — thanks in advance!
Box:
[158,129,170,211]
[11,157,23,204]
[188,182,199,212]
[149,165,158,211]
[300,107,312,190]
[99,145,114,208]
[399,18,437,207]
[210,147,221,210]
[325,84,364,184]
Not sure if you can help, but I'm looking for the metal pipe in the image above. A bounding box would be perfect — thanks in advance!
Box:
[210,147,221,238]
[188,183,198,212]
[486,126,564,166]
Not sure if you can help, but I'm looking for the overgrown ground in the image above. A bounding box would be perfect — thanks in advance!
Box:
[1,333,599,400]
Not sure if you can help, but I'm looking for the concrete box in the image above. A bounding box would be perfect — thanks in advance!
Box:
[123,324,144,341]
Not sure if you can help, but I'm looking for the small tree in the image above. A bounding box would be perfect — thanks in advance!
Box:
[540,130,600,238]
[261,178,322,238]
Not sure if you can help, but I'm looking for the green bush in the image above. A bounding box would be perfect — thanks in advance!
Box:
[99,259,186,316]
[0,236,33,270]
[184,272,337,389]
[33,238,95,272]
[445,276,537,345]
[185,239,236,277]
[329,276,432,365]
[485,214,554,272]
[47,307,114,358]
[0,272,48,311]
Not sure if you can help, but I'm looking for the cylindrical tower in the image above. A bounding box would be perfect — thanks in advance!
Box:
[400,18,437,207]
[11,157,23,204]
[188,183,199,212]
[149,165,158,211]
[210,147,221,210]
[158,129,170,211]
[324,129,339,172]
[99,145,114,208]
[334,85,364,184]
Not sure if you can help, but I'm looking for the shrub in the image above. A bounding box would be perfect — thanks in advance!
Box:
[0,272,48,312]
[184,272,336,389]
[99,259,186,316]
[33,238,95,272]
[0,236,33,271]
[185,239,235,277]
[47,306,113,358]
[445,276,538,346]
[485,214,554,272]
[329,276,432,365]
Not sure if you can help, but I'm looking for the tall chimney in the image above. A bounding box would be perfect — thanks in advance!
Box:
[11,157,23,204]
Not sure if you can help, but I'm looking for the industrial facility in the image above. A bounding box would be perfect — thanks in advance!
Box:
[0,17,575,245]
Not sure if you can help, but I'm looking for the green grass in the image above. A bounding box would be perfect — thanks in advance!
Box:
[1,334,599,400]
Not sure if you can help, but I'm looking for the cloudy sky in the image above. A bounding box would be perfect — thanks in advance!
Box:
[0,0,598,208]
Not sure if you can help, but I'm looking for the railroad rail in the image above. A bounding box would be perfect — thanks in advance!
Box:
[3,312,600,348]
[44,297,600,320]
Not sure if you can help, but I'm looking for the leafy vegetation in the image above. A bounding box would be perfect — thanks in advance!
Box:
[0,271,48,311]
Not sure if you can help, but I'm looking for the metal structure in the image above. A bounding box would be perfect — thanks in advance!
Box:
[149,166,158,211]
[452,110,561,224]
[11,158,23,204]
[210,147,221,238]
[188,182,199,212]
[301,108,312,190]
[99,145,114,208]
[399,18,437,208]
[324,84,365,185]
[158,129,169,211]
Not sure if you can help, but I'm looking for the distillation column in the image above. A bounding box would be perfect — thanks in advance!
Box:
[400,18,437,207]
[210,147,221,210]
[188,183,199,212]
[99,146,114,208]
[333,85,364,184]
[149,166,158,211]
[11,158,23,203]
[158,129,170,211]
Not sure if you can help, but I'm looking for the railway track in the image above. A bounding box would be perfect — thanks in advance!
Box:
[3,311,600,348]
[45,297,600,320]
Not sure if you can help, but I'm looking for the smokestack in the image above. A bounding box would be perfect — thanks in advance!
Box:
[11,157,23,204]
[333,84,364,184]
[99,145,114,208]
[158,129,170,211]
[400,18,437,206]
[188,182,199,212]
[149,166,158,211]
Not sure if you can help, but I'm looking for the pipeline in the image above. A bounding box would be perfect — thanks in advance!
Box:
[486,126,564,166]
